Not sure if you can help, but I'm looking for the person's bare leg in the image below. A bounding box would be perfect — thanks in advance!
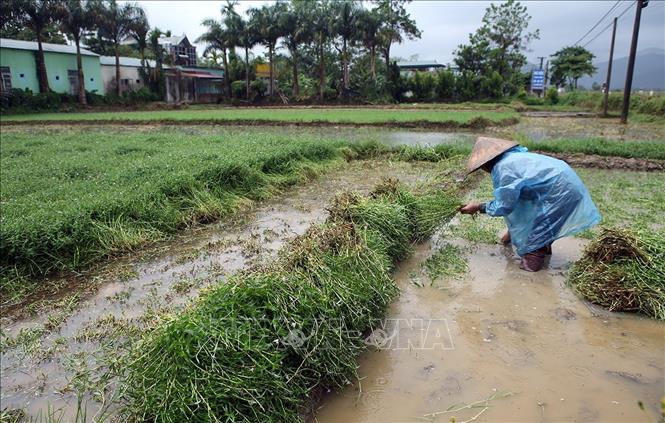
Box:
[500,229,511,245]
[520,246,548,272]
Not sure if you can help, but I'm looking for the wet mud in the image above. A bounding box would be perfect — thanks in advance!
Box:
[0,160,435,420]
[542,152,665,172]
[315,234,664,422]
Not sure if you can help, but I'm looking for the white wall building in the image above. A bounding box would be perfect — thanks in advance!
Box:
[100,56,159,95]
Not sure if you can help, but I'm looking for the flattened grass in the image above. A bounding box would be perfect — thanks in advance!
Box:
[123,179,461,422]
[0,129,344,300]
[0,108,519,127]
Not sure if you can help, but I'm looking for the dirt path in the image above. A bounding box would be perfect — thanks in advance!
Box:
[0,160,436,420]
[315,233,664,422]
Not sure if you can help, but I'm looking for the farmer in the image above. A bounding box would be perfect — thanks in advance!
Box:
[460,137,601,272]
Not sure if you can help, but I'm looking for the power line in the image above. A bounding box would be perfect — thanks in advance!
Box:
[582,0,637,48]
[573,0,622,46]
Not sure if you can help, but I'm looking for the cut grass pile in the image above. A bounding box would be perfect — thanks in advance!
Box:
[0,130,346,298]
[568,228,665,320]
[0,108,519,128]
[122,179,461,422]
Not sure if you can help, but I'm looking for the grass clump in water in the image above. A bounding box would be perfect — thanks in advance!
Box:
[568,228,665,320]
[122,179,461,422]
[423,243,469,281]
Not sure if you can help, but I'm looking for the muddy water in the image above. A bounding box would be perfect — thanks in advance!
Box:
[0,160,435,419]
[316,236,664,422]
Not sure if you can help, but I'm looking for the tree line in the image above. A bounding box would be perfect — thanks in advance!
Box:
[1,0,597,107]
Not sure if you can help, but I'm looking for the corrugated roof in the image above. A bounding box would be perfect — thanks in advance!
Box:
[396,61,445,68]
[0,38,99,56]
[158,36,186,46]
[100,55,165,68]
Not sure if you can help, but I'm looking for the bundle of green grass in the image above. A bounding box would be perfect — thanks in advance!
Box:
[568,228,665,320]
[122,179,461,422]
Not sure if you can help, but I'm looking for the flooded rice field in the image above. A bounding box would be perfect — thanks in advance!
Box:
[315,233,664,422]
[2,119,664,421]
[0,160,433,420]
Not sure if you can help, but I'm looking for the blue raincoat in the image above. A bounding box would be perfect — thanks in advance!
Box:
[484,146,601,256]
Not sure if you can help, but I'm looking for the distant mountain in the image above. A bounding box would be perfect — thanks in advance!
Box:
[578,48,665,90]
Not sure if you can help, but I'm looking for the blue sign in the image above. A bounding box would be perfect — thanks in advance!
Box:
[531,69,545,90]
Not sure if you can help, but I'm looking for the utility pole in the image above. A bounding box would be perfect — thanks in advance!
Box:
[621,0,648,124]
[602,17,618,117]
[537,56,545,69]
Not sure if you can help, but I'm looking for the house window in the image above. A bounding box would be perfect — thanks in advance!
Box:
[1,66,11,91]
[136,79,140,83]
[90,77,94,81]
[20,73,24,78]
[55,75,60,80]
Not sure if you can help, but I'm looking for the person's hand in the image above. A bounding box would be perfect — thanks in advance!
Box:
[459,202,482,215]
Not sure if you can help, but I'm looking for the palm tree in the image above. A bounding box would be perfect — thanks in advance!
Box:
[248,4,284,96]
[58,0,94,104]
[375,0,421,81]
[279,1,311,98]
[227,14,255,100]
[333,1,360,92]
[129,11,150,74]
[93,0,144,96]
[148,28,166,97]
[197,19,231,98]
[357,8,382,82]
[311,1,333,101]
[13,0,60,93]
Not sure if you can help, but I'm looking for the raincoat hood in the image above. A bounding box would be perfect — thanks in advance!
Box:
[466,137,518,174]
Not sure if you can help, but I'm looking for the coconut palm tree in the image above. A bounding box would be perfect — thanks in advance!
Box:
[93,0,144,96]
[197,18,231,97]
[357,8,382,82]
[333,1,360,92]
[248,3,284,96]
[129,11,150,73]
[13,0,60,93]
[311,0,333,101]
[58,0,94,104]
[279,1,312,98]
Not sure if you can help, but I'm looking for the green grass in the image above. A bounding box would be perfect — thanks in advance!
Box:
[521,137,665,161]
[0,108,519,127]
[577,168,665,236]
[122,179,461,422]
[0,129,346,301]
[423,243,468,281]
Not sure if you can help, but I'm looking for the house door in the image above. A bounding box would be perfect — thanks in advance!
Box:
[68,70,79,95]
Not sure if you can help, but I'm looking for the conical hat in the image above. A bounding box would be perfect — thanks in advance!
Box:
[466,137,518,174]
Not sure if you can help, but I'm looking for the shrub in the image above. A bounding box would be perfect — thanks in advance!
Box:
[545,87,559,104]
[435,70,455,101]
[231,80,245,98]
[479,71,503,99]
[250,79,267,97]
[410,72,436,101]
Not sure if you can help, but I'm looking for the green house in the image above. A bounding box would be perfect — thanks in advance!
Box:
[0,38,104,95]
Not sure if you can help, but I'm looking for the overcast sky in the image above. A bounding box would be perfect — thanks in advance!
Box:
[137,0,665,66]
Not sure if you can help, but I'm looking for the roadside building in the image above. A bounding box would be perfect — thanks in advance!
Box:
[0,38,104,95]
[396,61,446,77]
[158,35,197,67]
[100,56,162,95]
[164,66,224,104]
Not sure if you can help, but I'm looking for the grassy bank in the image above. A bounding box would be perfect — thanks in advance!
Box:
[122,178,461,421]
[0,130,348,302]
[350,137,665,162]
[0,108,519,128]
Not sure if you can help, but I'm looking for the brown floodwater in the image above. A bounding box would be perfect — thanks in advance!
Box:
[0,160,435,420]
[315,234,665,422]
